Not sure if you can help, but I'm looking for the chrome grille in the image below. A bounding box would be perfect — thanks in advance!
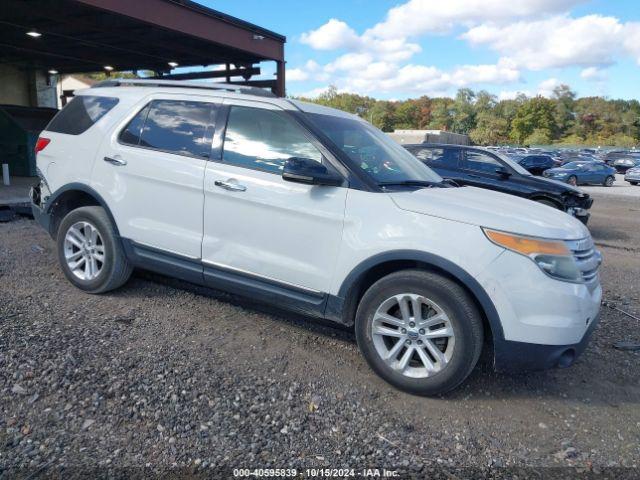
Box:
[566,237,601,284]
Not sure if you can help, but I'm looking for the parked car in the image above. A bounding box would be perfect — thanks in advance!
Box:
[543,161,617,186]
[31,80,602,396]
[516,154,557,175]
[560,155,600,165]
[624,166,640,185]
[403,144,593,223]
[603,150,640,165]
[612,156,640,174]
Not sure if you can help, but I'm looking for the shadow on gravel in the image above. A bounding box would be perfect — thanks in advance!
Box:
[133,271,356,341]
[590,225,631,242]
[124,270,635,407]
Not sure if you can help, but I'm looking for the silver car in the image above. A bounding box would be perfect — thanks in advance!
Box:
[624,166,640,185]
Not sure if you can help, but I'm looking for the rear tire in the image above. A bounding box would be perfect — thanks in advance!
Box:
[604,176,615,187]
[355,270,484,396]
[56,206,132,293]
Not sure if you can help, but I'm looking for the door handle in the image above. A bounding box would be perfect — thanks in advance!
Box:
[104,156,127,166]
[214,180,247,192]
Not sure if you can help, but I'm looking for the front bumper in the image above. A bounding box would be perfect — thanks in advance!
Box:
[493,312,600,373]
[567,207,590,225]
[476,248,602,372]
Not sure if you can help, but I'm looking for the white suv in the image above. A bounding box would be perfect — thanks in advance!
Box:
[31,80,602,395]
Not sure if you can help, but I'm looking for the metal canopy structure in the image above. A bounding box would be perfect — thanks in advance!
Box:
[0,0,287,96]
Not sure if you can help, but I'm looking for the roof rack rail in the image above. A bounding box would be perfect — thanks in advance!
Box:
[92,78,276,98]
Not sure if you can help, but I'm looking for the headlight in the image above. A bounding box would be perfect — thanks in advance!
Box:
[483,228,582,282]
[553,172,568,176]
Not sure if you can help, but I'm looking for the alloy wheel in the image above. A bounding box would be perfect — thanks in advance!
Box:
[371,294,455,378]
[63,221,105,281]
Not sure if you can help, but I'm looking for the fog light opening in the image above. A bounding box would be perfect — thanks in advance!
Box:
[557,349,576,368]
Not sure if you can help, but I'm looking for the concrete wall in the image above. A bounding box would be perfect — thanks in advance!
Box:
[0,65,30,106]
[35,71,57,108]
[0,65,58,108]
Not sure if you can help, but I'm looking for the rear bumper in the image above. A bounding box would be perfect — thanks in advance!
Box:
[624,173,640,182]
[493,312,600,372]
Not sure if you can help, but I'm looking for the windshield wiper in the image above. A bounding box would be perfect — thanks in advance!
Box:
[378,180,444,189]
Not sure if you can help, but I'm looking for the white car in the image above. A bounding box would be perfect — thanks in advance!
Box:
[31,80,602,395]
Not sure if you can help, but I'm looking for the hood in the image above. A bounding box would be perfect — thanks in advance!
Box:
[389,186,589,240]
[518,171,584,195]
[539,176,585,195]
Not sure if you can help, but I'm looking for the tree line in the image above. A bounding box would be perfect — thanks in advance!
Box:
[296,85,640,147]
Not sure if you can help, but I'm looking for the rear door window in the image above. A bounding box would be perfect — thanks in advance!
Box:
[119,100,216,158]
[411,147,459,169]
[47,95,119,135]
[462,150,502,173]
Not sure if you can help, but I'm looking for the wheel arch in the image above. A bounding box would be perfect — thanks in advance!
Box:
[45,183,119,238]
[325,250,505,347]
[528,194,563,209]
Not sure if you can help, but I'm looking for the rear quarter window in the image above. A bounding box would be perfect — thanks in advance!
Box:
[46,95,119,135]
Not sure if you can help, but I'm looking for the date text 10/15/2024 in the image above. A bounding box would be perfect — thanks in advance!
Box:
[233,468,400,477]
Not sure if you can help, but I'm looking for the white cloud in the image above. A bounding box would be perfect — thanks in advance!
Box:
[498,79,569,100]
[580,67,607,81]
[294,0,637,97]
[498,90,531,101]
[623,23,640,64]
[286,60,324,83]
[537,78,562,97]
[287,69,309,82]
[366,0,584,39]
[300,19,361,50]
[462,15,626,70]
[338,60,521,95]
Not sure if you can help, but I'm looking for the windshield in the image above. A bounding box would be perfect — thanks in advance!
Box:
[303,113,442,185]
[492,151,532,176]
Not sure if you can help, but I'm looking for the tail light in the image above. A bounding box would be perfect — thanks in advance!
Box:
[35,137,51,155]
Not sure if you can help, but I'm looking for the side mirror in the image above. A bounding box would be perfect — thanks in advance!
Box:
[282,157,343,187]
[495,166,511,178]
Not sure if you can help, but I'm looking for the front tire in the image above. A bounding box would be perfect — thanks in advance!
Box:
[355,270,484,396]
[604,175,615,187]
[56,206,132,293]
[567,175,578,186]
[630,181,638,186]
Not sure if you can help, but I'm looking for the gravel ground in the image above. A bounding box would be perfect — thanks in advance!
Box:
[1,194,639,478]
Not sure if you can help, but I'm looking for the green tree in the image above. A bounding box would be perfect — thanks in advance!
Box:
[451,88,476,134]
[428,98,454,130]
[551,84,576,138]
[295,84,640,147]
[469,112,509,145]
[524,128,553,146]
[394,100,420,129]
[510,96,557,145]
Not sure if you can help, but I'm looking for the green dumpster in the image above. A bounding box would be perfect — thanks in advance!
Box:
[0,105,58,177]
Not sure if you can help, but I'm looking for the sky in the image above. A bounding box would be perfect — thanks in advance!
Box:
[201,0,640,100]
